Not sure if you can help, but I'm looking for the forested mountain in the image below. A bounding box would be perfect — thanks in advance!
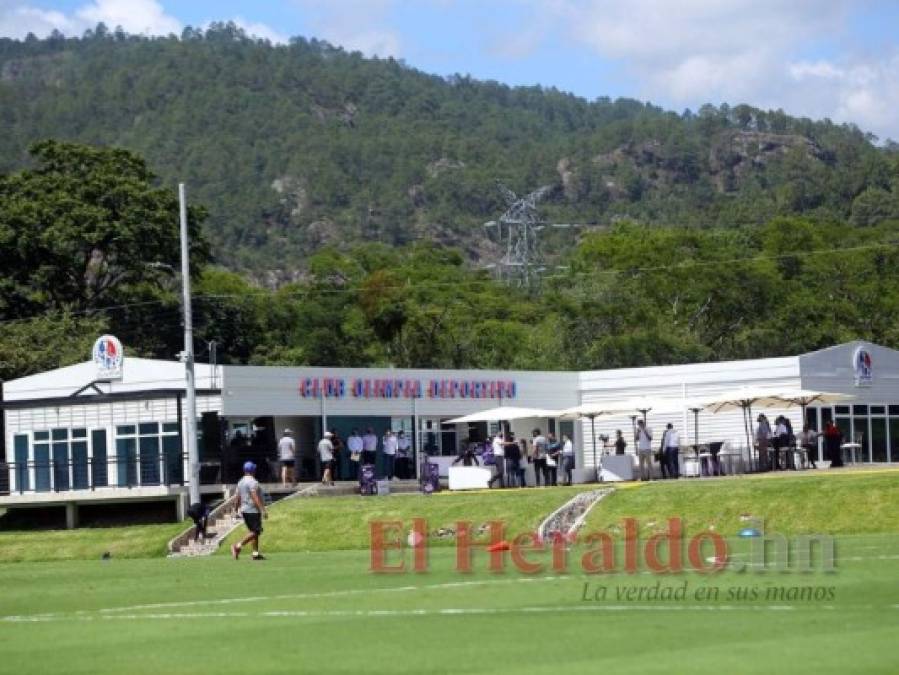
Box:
[2,24,898,282]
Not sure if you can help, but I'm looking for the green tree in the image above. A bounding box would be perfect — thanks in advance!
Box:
[0,140,209,319]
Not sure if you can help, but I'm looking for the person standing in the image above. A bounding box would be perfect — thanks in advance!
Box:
[346,429,363,480]
[546,432,560,486]
[504,435,522,487]
[783,417,796,470]
[561,433,575,486]
[488,431,506,488]
[396,430,412,479]
[231,461,268,561]
[382,429,398,480]
[329,429,344,480]
[318,432,335,485]
[532,429,548,487]
[756,414,772,471]
[663,423,680,479]
[824,420,844,468]
[799,424,818,469]
[362,428,378,466]
[773,416,789,470]
[636,419,653,481]
[515,436,528,487]
[277,429,296,486]
[614,430,627,455]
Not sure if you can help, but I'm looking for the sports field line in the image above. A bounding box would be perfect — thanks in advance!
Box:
[86,575,571,615]
[3,604,827,623]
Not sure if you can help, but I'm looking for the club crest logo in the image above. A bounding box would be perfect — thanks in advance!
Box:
[852,346,872,386]
[92,335,124,380]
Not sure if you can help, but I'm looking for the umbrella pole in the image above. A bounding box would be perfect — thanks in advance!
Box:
[746,403,759,469]
[590,415,598,482]
[693,409,699,449]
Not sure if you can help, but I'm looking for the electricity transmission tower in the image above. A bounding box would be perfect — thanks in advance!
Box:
[484,183,579,288]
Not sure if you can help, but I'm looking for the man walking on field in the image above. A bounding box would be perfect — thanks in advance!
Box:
[231,461,268,561]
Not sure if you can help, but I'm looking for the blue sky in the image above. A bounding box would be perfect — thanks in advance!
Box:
[3,0,898,140]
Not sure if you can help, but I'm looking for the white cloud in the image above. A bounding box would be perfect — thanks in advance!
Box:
[544,0,899,140]
[0,0,181,37]
[0,2,78,38]
[786,53,899,140]
[226,16,289,45]
[75,0,180,35]
[292,0,402,57]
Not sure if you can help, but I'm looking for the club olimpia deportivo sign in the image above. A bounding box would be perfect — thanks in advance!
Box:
[92,334,124,381]
[299,376,517,400]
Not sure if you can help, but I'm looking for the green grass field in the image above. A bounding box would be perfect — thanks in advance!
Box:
[1,470,897,674]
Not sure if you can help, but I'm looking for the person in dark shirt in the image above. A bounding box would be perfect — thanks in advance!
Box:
[614,429,627,455]
[187,502,210,542]
[504,435,522,487]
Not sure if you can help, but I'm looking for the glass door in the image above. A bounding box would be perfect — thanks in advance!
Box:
[871,416,887,462]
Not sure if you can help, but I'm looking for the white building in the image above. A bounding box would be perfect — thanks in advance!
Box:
[1,340,896,525]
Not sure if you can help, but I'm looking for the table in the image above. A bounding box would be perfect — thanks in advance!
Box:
[840,442,862,464]
[448,466,491,490]
[600,454,634,482]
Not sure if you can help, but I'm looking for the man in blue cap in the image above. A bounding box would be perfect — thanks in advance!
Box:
[231,461,268,560]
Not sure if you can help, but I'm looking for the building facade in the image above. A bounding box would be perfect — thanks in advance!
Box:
[1,340,896,523]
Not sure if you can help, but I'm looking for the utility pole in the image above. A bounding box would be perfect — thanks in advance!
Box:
[179,183,200,506]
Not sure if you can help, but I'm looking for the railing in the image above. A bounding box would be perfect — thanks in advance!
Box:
[1,454,197,495]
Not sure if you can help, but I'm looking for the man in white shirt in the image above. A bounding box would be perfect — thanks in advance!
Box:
[382,429,398,479]
[488,431,506,488]
[361,428,378,465]
[636,419,653,481]
[277,429,296,486]
[318,431,335,485]
[347,429,363,480]
[663,423,680,479]
[396,430,412,479]
[532,429,548,487]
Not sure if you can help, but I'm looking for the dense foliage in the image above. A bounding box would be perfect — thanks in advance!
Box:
[1,27,899,382]
[3,140,897,381]
[2,25,898,280]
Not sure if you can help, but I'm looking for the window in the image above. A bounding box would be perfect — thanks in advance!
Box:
[92,429,108,487]
[13,434,29,493]
[116,422,181,487]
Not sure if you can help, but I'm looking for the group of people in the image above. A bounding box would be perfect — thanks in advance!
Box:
[631,420,684,481]
[277,427,415,486]
[756,414,843,470]
[460,428,575,488]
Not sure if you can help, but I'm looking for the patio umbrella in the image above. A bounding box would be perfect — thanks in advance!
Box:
[444,406,560,424]
[705,386,787,470]
[559,403,615,481]
[761,389,854,419]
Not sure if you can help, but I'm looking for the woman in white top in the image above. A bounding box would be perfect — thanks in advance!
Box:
[561,434,575,485]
